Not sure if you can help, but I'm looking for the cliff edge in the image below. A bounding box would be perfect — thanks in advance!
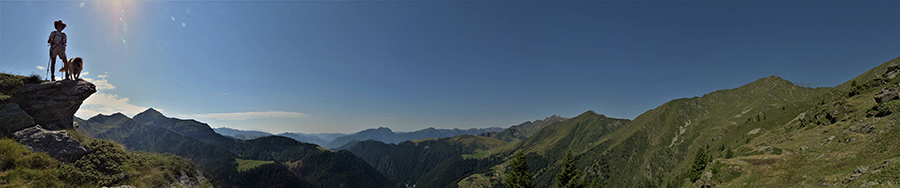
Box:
[0,77,96,162]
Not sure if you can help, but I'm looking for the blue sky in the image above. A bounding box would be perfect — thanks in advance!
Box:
[2,1,898,134]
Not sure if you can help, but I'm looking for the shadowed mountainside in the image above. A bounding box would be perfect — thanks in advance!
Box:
[344,135,506,187]
[77,109,395,188]
[487,115,568,142]
[325,126,504,149]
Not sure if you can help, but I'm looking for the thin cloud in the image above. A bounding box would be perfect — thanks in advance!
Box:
[76,72,155,118]
[191,111,305,121]
[36,66,45,70]
[82,72,115,90]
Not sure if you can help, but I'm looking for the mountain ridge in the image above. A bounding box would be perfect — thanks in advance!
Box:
[77,109,396,188]
[451,57,900,187]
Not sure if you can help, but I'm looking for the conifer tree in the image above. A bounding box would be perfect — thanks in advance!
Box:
[506,152,533,188]
[688,147,709,182]
[556,150,581,188]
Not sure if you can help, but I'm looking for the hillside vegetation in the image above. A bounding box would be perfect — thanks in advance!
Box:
[0,73,41,103]
[76,109,394,188]
[462,57,900,188]
[0,132,210,188]
[344,134,507,187]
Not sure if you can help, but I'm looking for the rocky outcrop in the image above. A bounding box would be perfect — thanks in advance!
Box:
[13,125,90,162]
[874,88,900,104]
[0,103,36,134]
[13,80,95,130]
[1,79,96,162]
[883,65,900,79]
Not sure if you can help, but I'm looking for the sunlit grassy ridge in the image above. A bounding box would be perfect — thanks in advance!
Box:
[457,57,900,187]
[236,158,274,172]
[707,57,900,187]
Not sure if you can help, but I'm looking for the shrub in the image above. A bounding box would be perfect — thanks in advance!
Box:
[60,139,133,186]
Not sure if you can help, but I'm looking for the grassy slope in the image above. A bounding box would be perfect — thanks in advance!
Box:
[235,158,274,172]
[461,58,900,188]
[0,134,211,188]
[463,111,631,187]
[708,57,900,187]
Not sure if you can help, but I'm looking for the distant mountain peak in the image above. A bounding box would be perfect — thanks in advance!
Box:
[579,110,603,117]
[111,112,127,118]
[86,112,130,124]
[135,108,166,119]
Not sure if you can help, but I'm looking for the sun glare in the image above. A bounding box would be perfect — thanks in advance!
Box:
[96,0,139,47]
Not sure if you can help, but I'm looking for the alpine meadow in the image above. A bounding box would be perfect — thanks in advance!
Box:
[2,1,900,188]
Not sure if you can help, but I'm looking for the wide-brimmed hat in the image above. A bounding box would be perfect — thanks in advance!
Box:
[54,20,66,30]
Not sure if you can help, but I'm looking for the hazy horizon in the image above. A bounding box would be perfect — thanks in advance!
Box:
[3,1,898,134]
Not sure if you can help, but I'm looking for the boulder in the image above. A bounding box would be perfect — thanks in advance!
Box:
[13,125,90,162]
[874,88,900,104]
[0,103,36,134]
[884,65,900,79]
[13,80,95,130]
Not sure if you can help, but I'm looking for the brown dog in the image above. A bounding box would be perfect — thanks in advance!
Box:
[58,57,83,80]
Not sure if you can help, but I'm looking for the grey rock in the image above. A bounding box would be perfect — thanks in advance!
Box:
[13,80,96,130]
[107,186,137,188]
[855,166,868,174]
[860,181,879,188]
[179,170,191,186]
[0,103,36,134]
[874,88,900,104]
[13,125,90,162]
[843,166,869,183]
[884,65,900,79]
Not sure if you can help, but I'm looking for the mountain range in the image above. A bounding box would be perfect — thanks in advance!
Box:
[340,57,900,187]
[4,57,900,188]
[75,109,395,188]
[215,125,504,149]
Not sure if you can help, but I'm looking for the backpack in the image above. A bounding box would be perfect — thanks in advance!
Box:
[49,31,66,46]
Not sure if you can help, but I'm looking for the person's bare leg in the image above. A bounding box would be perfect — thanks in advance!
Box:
[50,57,56,81]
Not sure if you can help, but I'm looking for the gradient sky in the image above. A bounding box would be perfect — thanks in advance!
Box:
[2,1,898,134]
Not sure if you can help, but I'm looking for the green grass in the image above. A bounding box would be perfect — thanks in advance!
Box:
[462,151,492,159]
[1,130,212,188]
[235,158,274,172]
[0,73,43,103]
[708,57,900,187]
[0,138,65,188]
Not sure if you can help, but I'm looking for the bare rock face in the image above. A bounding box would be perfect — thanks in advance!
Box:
[0,103,37,134]
[13,125,90,162]
[13,80,96,130]
[874,88,900,104]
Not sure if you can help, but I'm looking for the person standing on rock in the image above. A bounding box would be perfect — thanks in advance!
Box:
[48,20,67,81]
